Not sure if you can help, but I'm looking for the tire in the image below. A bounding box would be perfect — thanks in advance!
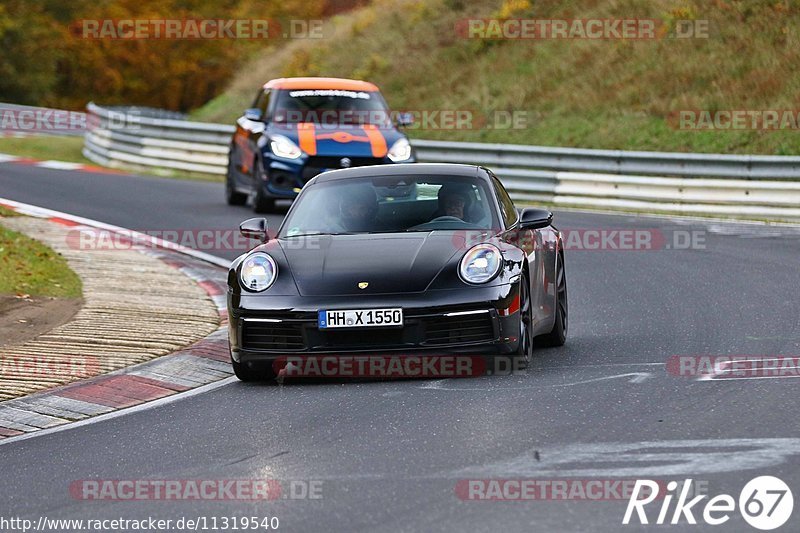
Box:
[251,159,276,213]
[538,251,568,347]
[232,359,277,382]
[225,158,248,206]
[513,273,533,368]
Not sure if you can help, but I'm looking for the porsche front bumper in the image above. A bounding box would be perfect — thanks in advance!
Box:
[227,284,521,363]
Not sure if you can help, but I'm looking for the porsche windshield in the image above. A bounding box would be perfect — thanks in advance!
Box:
[272,89,392,126]
[279,176,500,237]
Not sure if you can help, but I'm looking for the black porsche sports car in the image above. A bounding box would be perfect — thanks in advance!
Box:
[226,163,567,381]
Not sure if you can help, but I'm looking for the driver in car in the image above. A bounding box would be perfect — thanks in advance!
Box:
[434,184,473,221]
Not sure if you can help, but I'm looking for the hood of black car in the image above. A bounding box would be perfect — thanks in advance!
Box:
[279,232,463,296]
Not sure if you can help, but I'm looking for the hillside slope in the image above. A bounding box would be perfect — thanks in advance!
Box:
[192,0,800,155]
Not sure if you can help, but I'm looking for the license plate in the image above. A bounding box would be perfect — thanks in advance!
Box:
[318,308,403,329]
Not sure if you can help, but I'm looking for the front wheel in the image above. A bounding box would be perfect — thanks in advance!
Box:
[537,251,568,347]
[225,156,248,206]
[513,274,533,368]
[251,161,275,213]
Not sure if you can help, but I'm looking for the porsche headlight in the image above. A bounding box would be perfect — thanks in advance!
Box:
[387,138,412,162]
[270,135,302,159]
[459,244,502,284]
[240,253,278,292]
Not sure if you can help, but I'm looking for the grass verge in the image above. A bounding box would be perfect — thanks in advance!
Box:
[0,135,87,163]
[0,219,82,298]
[0,135,223,182]
[192,0,800,156]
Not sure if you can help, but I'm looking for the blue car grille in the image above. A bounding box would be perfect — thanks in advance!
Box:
[302,156,385,180]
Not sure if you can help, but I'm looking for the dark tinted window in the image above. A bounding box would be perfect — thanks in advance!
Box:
[253,90,271,118]
[272,89,390,125]
[491,174,518,228]
[279,175,499,236]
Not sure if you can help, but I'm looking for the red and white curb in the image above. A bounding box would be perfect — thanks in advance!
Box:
[0,152,126,174]
[0,198,234,443]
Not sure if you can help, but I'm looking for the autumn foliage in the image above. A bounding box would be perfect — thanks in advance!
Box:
[0,0,367,111]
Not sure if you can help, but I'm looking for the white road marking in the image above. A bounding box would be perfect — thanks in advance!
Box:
[453,438,800,477]
[551,372,653,387]
[698,371,800,382]
[420,379,450,390]
[535,362,665,369]
[268,438,800,482]
[0,377,238,447]
[420,372,652,391]
[37,161,84,170]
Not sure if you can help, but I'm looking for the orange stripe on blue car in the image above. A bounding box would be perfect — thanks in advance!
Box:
[297,123,317,156]
[361,125,388,158]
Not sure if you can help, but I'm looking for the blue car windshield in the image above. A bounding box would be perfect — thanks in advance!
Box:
[272,89,391,126]
[279,175,500,237]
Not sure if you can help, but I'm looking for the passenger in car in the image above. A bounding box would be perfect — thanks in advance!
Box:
[339,186,379,232]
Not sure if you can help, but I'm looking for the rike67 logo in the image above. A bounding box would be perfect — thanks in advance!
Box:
[624,476,794,530]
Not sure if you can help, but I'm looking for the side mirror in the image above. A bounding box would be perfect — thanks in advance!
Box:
[243,108,263,122]
[519,208,553,230]
[395,112,414,127]
[239,218,269,243]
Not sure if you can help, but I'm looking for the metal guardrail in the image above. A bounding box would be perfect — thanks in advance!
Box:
[83,103,800,220]
[411,139,800,179]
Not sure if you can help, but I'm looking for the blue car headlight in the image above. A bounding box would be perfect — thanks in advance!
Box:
[387,138,412,162]
[270,135,303,159]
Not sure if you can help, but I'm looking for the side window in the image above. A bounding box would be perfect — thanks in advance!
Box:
[492,175,518,228]
[253,90,271,119]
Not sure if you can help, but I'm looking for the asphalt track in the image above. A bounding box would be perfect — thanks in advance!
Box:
[1,163,800,532]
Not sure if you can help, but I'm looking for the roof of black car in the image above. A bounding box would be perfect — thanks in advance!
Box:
[311,163,485,184]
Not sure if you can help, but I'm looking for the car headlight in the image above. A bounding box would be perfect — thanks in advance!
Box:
[459,244,502,284]
[387,138,412,162]
[270,135,302,159]
[240,253,278,292]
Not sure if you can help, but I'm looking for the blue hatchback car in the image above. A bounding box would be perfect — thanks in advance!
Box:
[225,77,416,212]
